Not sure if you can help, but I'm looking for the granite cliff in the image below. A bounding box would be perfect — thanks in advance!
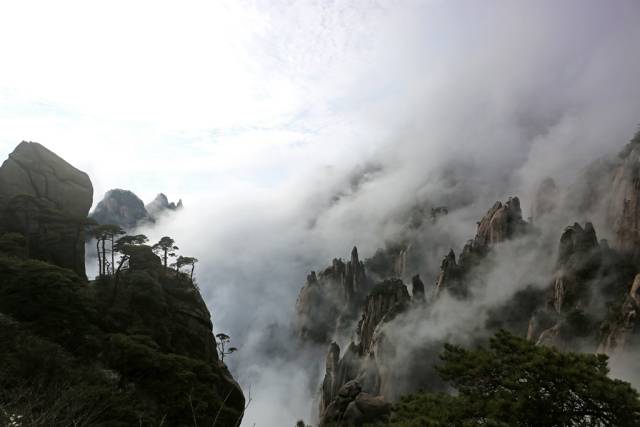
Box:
[0,141,93,277]
[298,130,640,426]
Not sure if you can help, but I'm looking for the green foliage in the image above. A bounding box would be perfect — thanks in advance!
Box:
[384,331,640,427]
[0,315,138,427]
[0,251,244,426]
[0,255,99,354]
[0,232,27,258]
[105,333,243,426]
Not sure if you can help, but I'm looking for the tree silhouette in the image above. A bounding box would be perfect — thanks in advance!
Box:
[152,236,179,269]
[90,224,125,277]
[113,234,149,277]
[173,256,199,281]
[215,333,237,362]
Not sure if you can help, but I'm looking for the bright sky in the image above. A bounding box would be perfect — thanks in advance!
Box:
[0,0,422,205]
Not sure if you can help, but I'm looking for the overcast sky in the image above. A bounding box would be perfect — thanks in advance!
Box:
[1,1,638,207]
[0,0,415,204]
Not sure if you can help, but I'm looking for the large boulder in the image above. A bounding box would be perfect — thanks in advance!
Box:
[0,141,93,276]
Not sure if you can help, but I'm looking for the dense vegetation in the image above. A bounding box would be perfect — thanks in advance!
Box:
[0,230,243,426]
[380,331,640,427]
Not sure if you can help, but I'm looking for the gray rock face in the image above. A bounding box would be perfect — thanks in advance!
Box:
[0,141,93,276]
[320,380,390,427]
[295,247,370,343]
[474,196,527,249]
[0,141,93,218]
[528,221,635,349]
[146,193,183,218]
[435,249,462,296]
[598,273,640,355]
[319,279,409,423]
[90,189,152,229]
[609,133,640,254]
[436,197,528,297]
[357,279,410,352]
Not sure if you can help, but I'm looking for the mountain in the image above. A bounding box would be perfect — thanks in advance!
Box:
[0,142,244,426]
[91,190,183,230]
[146,192,183,218]
[90,189,154,229]
[296,130,640,426]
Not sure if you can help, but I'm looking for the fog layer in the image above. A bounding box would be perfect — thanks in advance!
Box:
[134,2,640,426]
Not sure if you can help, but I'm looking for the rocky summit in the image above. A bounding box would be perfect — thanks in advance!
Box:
[293,132,640,426]
[0,141,93,277]
[90,188,153,229]
[146,192,183,218]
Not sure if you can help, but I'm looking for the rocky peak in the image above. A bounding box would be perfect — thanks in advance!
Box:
[0,141,93,276]
[0,141,93,218]
[90,189,152,229]
[435,249,461,296]
[551,222,600,314]
[295,247,371,343]
[146,192,183,218]
[475,196,526,247]
[319,279,409,424]
[345,246,366,302]
[357,279,410,353]
[436,197,528,299]
[557,222,599,266]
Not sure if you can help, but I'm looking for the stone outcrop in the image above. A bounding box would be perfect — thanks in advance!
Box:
[90,189,153,229]
[528,223,600,346]
[0,141,93,276]
[146,192,183,218]
[474,197,527,248]
[320,380,391,427]
[609,131,640,254]
[319,279,410,423]
[295,247,370,343]
[435,249,462,296]
[357,279,410,352]
[598,274,640,354]
[528,221,635,349]
[365,243,411,281]
[436,197,527,297]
